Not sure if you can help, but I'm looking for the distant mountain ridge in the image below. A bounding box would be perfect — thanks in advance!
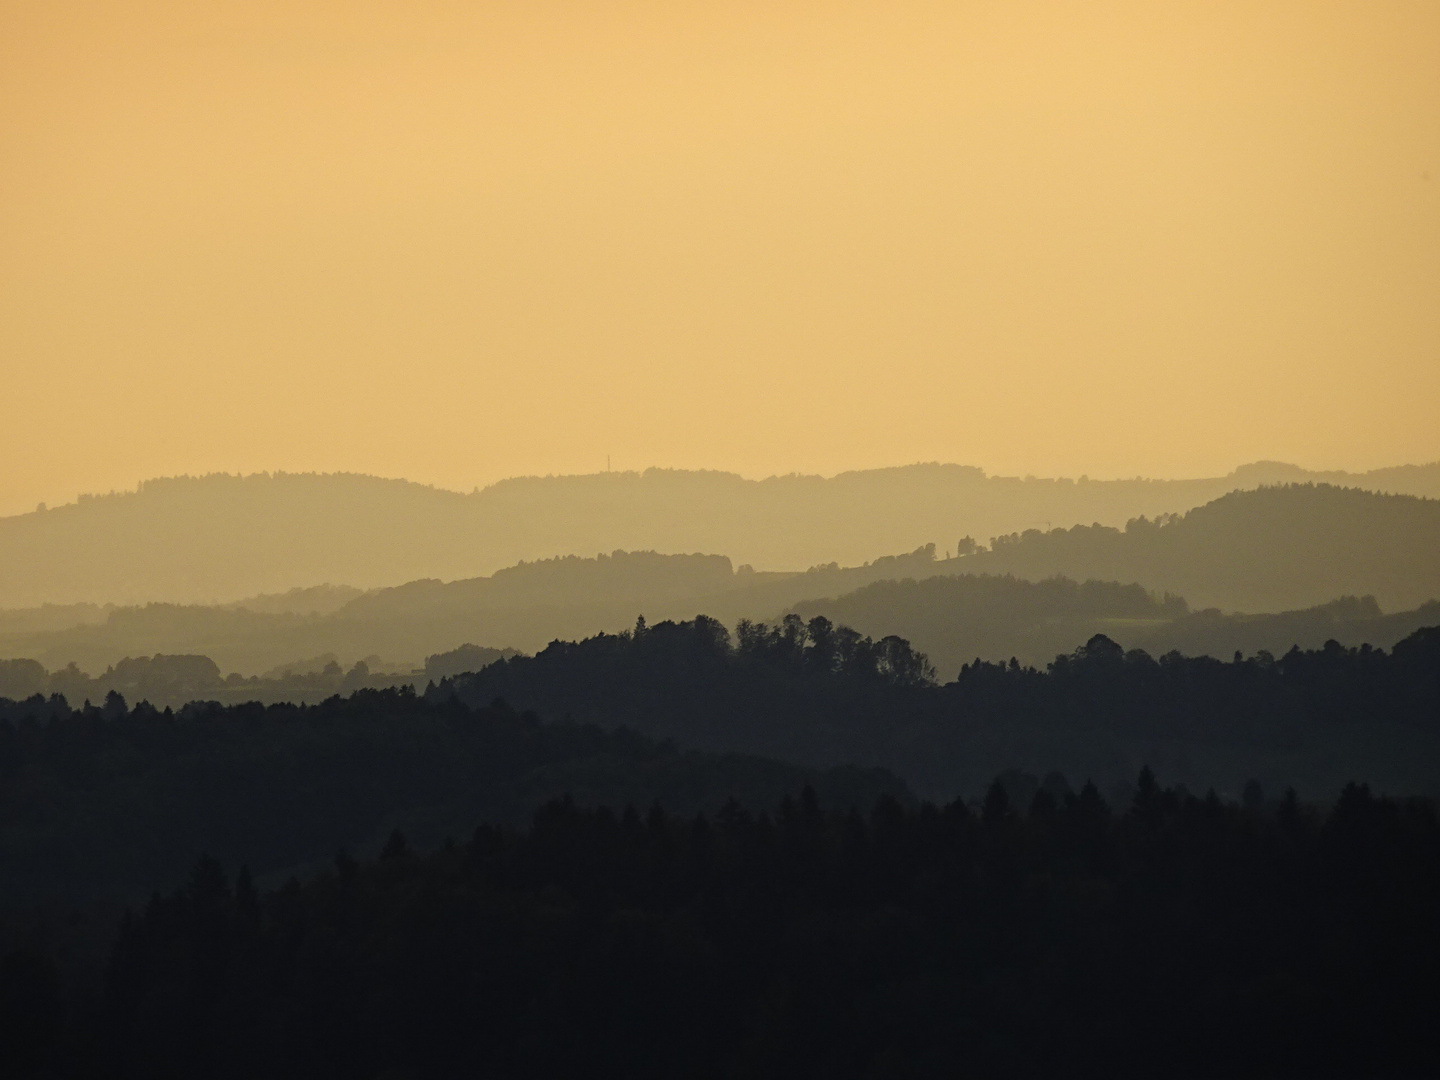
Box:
[3,460,1438,606]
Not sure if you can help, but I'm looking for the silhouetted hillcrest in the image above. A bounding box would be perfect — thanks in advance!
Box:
[5,462,1438,606]
[436,615,1440,801]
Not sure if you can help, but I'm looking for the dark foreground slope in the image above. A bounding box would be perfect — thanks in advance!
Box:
[6,462,1439,607]
[964,483,1440,611]
[9,783,1440,1079]
[0,690,903,903]
[444,616,1440,800]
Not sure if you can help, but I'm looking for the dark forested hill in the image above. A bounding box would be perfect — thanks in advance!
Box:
[5,461,1439,606]
[961,483,1440,611]
[7,614,1440,903]
[0,688,907,903]
[441,616,1440,802]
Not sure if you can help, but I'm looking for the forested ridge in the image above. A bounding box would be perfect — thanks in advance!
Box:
[0,686,904,903]
[4,613,1437,908]
[443,615,1440,799]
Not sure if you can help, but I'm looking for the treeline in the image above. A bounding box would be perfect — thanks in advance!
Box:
[444,616,1440,799]
[7,778,1438,1078]
[791,573,1440,673]
[0,653,437,711]
[0,647,523,711]
[790,574,1189,673]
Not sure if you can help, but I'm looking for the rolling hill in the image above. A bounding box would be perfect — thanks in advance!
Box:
[4,482,1439,675]
[961,483,1440,612]
[0,547,944,674]
[4,461,1438,606]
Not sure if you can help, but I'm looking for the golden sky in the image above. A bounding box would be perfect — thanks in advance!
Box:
[2,0,1438,516]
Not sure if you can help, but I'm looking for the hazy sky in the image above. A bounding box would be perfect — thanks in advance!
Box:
[2,0,1438,515]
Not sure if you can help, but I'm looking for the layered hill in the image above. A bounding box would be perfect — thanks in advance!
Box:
[0,548,946,674]
[8,580,1439,708]
[5,461,1439,606]
[5,483,1439,675]
[962,483,1440,612]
